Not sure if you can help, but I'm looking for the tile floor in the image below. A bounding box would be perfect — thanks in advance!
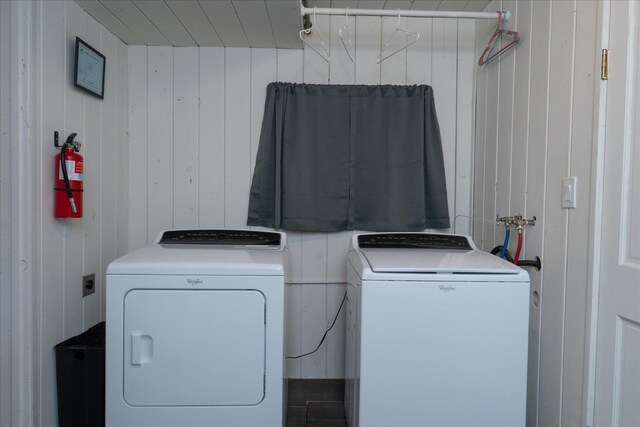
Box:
[286,379,346,427]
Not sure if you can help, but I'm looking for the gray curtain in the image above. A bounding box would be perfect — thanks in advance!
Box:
[247,83,450,232]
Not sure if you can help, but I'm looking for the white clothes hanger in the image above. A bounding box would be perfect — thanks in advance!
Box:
[377,10,420,64]
[338,8,354,62]
[299,7,330,63]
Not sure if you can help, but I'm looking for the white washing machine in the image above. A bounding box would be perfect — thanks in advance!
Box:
[105,229,287,427]
[345,232,530,427]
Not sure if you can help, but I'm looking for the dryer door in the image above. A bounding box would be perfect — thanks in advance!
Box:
[123,289,265,407]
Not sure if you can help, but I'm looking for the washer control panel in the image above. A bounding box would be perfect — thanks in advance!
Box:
[159,230,281,246]
[358,233,471,250]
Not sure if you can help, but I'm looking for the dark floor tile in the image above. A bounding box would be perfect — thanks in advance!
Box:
[306,420,347,427]
[286,406,307,427]
[288,379,345,407]
[306,401,345,422]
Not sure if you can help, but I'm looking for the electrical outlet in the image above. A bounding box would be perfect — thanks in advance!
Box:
[83,273,95,297]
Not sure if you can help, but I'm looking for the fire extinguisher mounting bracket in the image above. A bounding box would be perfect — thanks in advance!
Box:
[54,131,81,151]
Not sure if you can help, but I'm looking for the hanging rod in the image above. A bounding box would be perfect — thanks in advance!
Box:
[300,4,509,21]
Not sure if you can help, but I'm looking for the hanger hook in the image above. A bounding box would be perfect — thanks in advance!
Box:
[397,9,401,27]
[299,6,330,62]
[339,5,354,62]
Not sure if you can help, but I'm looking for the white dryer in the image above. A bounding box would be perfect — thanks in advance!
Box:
[345,232,530,427]
[105,229,286,427]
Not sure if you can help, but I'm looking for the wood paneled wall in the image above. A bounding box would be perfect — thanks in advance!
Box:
[0,3,14,425]
[128,16,477,379]
[474,1,599,426]
[33,1,128,425]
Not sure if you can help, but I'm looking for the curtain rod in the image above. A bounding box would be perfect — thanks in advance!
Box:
[300,4,509,20]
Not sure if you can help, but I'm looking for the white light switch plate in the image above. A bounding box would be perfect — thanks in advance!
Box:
[562,176,577,209]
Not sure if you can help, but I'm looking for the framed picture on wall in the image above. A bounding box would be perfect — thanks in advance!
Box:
[74,37,105,99]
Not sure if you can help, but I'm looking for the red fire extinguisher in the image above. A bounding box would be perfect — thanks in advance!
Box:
[54,132,83,218]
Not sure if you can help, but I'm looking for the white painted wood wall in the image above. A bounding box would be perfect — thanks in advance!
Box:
[474,1,599,426]
[128,16,477,379]
[33,1,128,425]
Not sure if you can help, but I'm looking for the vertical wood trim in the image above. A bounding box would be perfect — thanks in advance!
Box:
[1,1,35,424]
[250,49,277,181]
[495,0,517,245]
[63,0,85,340]
[482,27,500,249]
[524,1,552,424]
[539,1,577,424]
[561,0,598,424]
[510,0,532,229]
[99,30,118,327]
[115,39,129,260]
[584,2,610,424]
[81,13,102,330]
[146,46,174,242]
[455,19,476,235]
[128,46,148,250]
[173,47,199,228]
[224,48,252,228]
[286,283,303,378]
[198,47,225,228]
[0,3,12,422]
[38,1,66,423]
[432,18,459,232]
[473,17,490,246]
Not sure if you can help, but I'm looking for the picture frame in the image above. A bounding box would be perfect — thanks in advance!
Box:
[73,37,105,99]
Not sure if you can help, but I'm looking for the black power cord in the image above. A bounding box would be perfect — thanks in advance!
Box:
[491,245,542,271]
[286,291,347,360]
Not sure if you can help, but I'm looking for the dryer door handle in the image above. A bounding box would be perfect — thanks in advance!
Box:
[131,331,153,365]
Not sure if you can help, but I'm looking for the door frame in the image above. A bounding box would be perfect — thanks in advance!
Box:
[0,1,35,425]
[584,0,611,425]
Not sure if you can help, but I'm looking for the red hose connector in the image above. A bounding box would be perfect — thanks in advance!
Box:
[513,228,523,264]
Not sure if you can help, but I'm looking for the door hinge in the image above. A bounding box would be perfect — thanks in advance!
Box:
[601,49,609,80]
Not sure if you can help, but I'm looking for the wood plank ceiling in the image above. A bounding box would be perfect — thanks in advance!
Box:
[74,0,492,48]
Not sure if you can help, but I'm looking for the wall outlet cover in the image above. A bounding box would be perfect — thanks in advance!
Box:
[562,176,577,209]
[83,273,96,297]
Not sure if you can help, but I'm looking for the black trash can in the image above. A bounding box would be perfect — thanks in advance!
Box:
[54,321,105,427]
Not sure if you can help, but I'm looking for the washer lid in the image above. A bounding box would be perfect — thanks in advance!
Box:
[361,248,521,275]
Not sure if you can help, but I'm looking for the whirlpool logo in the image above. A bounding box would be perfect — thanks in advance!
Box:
[187,278,203,286]
[439,284,456,293]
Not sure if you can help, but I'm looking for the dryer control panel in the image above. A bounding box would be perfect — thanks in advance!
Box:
[358,233,472,250]
[159,230,281,246]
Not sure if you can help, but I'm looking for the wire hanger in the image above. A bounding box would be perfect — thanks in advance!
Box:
[299,7,331,63]
[338,8,354,62]
[478,11,521,66]
[377,10,420,64]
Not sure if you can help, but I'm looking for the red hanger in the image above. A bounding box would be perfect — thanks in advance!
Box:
[478,11,521,66]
